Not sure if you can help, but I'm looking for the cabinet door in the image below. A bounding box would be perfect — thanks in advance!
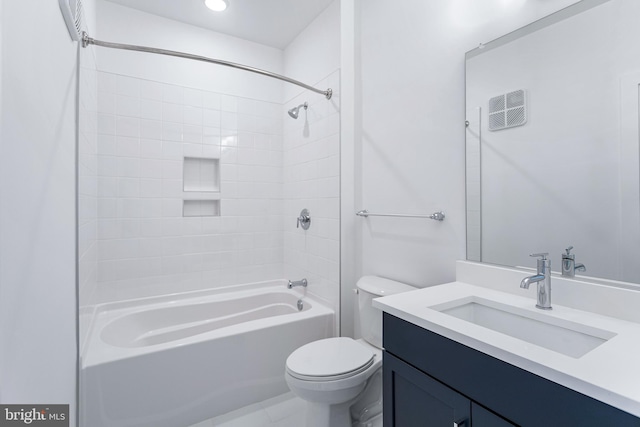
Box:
[472,403,516,427]
[383,352,470,427]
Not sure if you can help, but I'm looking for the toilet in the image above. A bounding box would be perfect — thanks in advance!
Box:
[285,276,416,427]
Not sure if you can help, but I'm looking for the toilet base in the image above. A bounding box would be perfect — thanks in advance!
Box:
[304,401,352,427]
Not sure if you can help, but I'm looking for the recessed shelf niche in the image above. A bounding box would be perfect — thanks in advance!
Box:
[183,200,220,217]
[183,157,220,217]
[183,157,220,192]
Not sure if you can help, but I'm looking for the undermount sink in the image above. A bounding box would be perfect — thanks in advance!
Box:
[429,297,617,358]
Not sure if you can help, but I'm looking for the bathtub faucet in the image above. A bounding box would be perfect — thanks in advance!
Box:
[288,278,308,289]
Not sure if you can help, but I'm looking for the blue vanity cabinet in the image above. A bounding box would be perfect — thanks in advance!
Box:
[383,352,472,426]
[383,351,513,426]
[382,313,640,427]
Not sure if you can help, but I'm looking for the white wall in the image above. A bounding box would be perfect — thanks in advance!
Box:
[96,0,283,104]
[283,1,341,103]
[356,0,581,291]
[282,1,342,319]
[0,0,79,423]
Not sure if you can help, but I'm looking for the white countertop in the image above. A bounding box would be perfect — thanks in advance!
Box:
[374,281,640,418]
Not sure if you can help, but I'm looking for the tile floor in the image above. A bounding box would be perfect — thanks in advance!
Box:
[188,392,306,427]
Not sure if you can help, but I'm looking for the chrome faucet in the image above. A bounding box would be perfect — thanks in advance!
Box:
[287,278,308,289]
[561,246,586,277]
[520,253,552,310]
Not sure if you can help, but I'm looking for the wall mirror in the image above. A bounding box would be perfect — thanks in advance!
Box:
[465,0,640,286]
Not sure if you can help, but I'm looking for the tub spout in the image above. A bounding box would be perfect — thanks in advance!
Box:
[288,278,308,289]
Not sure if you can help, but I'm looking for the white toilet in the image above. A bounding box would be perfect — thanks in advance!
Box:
[285,276,416,427]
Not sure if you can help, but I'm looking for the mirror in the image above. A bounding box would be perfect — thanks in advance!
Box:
[465,0,640,285]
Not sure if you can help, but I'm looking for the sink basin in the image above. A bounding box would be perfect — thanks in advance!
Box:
[429,297,616,358]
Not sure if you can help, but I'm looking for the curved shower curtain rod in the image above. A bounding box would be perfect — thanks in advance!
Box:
[81,32,333,100]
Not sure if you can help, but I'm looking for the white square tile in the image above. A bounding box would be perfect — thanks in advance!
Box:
[97,219,120,240]
[118,178,140,198]
[97,93,115,114]
[140,120,163,140]
[162,84,183,104]
[98,114,116,135]
[140,159,163,178]
[140,219,163,237]
[116,117,140,138]
[184,143,203,158]
[140,199,163,218]
[140,99,163,121]
[116,75,140,97]
[116,136,139,158]
[116,95,140,117]
[204,126,221,145]
[221,112,238,130]
[220,95,238,112]
[140,140,163,160]
[202,145,221,159]
[162,160,182,180]
[117,198,142,218]
[163,102,184,123]
[97,156,118,177]
[204,109,221,127]
[162,122,183,142]
[162,218,184,236]
[98,198,118,218]
[163,141,183,160]
[119,219,141,239]
[97,134,117,156]
[162,179,183,198]
[183,88,204,107]
[140,179,163,198]
[98,177,118,198]
[139,79,164,101]
[116,157,140,178]
[184,106,203,126]
[97,72,117,94]
[203,92,221,110]
[184,125,203,144]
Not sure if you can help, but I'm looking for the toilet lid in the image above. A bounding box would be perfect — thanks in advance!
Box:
[286,337,375,380]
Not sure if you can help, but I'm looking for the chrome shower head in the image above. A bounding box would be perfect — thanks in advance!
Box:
[288,102,308,119]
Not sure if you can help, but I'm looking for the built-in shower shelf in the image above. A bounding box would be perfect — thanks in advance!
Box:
[183,157,221,216]
[183,200,220,217]
[183,157,220,193]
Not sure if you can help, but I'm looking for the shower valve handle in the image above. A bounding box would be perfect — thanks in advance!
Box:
[296,209,311,230]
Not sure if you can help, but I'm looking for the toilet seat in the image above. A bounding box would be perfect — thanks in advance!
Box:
[286,337,375,382]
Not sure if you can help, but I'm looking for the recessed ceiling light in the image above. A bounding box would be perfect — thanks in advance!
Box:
[204,0,228,12]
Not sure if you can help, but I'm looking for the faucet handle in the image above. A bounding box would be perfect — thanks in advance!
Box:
[530,253,549,260]
[565,246,574,255]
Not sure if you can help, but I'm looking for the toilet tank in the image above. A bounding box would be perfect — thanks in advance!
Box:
[357,276,416,349]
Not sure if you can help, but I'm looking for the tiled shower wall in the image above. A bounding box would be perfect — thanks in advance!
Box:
[283,71,341,312]
[91,72,284,303]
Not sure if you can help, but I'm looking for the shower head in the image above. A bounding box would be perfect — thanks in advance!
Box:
[288,102,308,119]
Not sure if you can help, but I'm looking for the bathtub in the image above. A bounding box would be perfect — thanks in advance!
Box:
[81,280,334,427]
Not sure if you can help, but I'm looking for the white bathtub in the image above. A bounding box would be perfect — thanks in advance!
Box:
[81,281,334,427]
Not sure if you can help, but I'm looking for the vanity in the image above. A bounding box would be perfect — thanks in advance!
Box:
[375,1,640,423]
[374,262,640,426]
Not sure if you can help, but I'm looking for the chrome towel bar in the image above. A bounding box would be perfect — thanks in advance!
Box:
[356,210,445,221]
